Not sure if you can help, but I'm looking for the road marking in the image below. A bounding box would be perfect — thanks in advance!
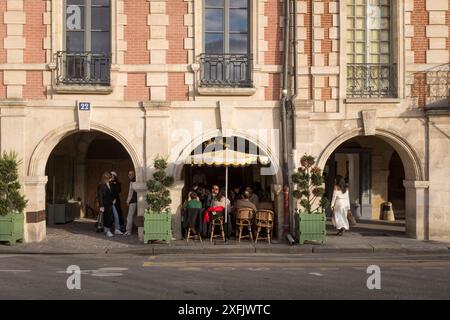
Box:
[248,267,271,271]
[309,272,324,277]
[212,267,236,271]
[91,273,124,277]
[179,267,202,271]
[56,267,128,277]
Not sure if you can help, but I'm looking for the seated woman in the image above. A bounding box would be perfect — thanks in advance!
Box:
[186,191,202,209]
[211,191,232,237]
[182,192,203,237]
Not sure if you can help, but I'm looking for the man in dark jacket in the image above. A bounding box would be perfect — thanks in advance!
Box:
[110,171,125,233]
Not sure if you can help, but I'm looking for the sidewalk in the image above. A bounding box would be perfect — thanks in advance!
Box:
[0,218,449,255]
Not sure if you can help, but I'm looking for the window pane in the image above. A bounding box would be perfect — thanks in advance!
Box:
[67,0,84,5]
[230,8,248,32]
[229,33,247,54]
[205,8,224,32]
[66,4,84,31]
[205,0,224,7]
[92,6,110,30]
[230,0,248,8]
[66,31,85,52]
[92,0,110,5]
[205,33,224,53]
[91,31,110,53]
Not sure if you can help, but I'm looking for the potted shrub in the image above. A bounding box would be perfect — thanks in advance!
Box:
[0,152,27,245]
[144,157,174,244]
[292,155,329,244]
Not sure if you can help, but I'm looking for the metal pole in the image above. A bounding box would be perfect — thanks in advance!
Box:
[225,166,228,224]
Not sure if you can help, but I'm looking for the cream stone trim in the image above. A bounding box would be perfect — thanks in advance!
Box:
[345,98,401,104]
[317,127,424,181]
[4,0,25,99]
[197,87,257,96]
[170,128,282,184]
[53,85,114,94]
[27,121,144,181]
[148,0,168,101]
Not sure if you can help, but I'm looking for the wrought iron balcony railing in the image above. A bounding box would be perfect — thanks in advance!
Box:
[347,63,397,98]
[411,63,450,108]
[199,53,252,88]
[56,51,111,86]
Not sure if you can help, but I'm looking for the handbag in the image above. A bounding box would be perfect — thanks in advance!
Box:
[347,210,357,226]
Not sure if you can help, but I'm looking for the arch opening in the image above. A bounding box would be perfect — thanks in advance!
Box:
[323,135,408,234]
[44,130,136,236]
[175,135,282,240]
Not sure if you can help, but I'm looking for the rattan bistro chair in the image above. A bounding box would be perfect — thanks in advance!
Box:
[254,209,274,244]
[235,208,255,243]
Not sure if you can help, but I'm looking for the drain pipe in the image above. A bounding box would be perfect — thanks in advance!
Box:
[281,0,291,239]
[290,0,298,147]
[288,0,298,239]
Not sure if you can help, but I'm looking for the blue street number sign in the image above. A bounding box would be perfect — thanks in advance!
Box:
[79,102,91,111]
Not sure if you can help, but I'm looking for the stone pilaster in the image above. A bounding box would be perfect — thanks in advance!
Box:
[403,180,429,240]
[23,176,48,243]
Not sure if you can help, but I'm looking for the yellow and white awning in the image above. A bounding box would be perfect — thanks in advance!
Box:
[186,149,270,167]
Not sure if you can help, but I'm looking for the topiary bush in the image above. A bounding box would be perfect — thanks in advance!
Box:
[292,154,329,214]
[146,156,174,213]
[0,152,27,216]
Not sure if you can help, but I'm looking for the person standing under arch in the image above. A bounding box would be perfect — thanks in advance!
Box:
[331,175,351,236]
[97,172,118,237]
[110,171,125,233]
[125,170,137,236]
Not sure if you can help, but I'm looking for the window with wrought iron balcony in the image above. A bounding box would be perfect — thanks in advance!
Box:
[54,0,112,93]
[346,0,397,100]
[198,0,254,95]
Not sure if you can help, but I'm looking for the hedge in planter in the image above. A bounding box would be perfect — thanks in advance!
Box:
[144,157,174,244]
[0,152,27,245]
[292,155,329,244]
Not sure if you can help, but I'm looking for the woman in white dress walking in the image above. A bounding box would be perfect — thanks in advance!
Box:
[331,175,351,236]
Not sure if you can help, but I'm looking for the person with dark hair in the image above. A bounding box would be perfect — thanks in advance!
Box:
[186,192,202,209]
[246,186,259,208]
[97,172,116,237]
[234,191,257,212]
[331,175,350,236]
[110,171,124,234]
[124,170,137,236]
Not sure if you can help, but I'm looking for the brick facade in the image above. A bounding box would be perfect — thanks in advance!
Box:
[167,0,188,65]
[124,73,149,101]
[23,71,45,99]
[124,0,150,64]
[167,73,188,101]
[24,0,46,64]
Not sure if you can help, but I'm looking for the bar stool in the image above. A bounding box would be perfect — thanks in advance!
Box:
[254,209,274,244]
[236,208,255,243]
[210,210,226,242]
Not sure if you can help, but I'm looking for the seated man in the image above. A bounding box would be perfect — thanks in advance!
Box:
[234,191,257,212]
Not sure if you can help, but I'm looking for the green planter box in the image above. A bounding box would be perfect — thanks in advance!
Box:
[296,212,326,244]
[144,210,171,244]
[0,212,24,245]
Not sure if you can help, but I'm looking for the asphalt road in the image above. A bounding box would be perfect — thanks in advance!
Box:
[0,253,449,300]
